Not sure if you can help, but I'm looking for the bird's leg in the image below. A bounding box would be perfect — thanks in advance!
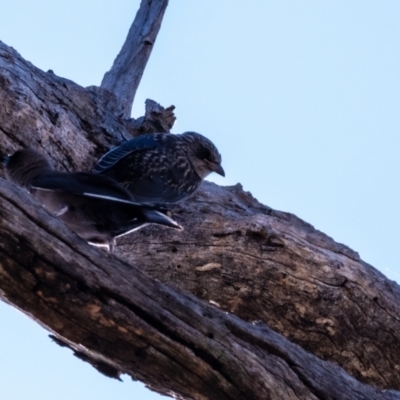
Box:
[108,238,116,253]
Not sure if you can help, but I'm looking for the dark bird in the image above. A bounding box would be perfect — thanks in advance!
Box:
[1,149,182,250]
[92,131,225,203]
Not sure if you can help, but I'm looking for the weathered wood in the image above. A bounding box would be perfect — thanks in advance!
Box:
[0,178,397,400]
[121,182,400,390]
[1,27,400,398]
[2,38,400,393]
[0,42,174,168]
[129,98,176,134]
[100,0,169,118]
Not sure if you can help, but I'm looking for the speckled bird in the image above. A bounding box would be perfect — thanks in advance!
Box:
[1,149,182,251]
[92,131,225,203]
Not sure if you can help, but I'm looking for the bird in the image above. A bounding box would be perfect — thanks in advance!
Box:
[92,131,225,204]
[1,149,182,251]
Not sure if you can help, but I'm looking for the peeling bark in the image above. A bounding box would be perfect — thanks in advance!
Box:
[1,6,400,398]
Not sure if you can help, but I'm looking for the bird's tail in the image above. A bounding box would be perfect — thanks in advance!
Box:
[142,209,183,230]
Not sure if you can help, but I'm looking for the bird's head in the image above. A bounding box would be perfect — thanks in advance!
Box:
[182,132,225,179]
[4,149,54,187]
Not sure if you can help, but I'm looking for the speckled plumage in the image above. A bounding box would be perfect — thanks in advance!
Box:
[1,149,182,250]
[92,132,225,203]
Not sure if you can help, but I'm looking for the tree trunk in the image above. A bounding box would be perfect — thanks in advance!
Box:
[1,3,400,399]
[0,175,397,400]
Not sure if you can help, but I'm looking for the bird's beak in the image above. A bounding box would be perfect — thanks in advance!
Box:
[212,163,225,177]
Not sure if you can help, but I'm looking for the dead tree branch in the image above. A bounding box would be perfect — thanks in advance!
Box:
[2,40,400,394]
[1,3,400,396]
[100,0,169,118]
[0,178,397,400]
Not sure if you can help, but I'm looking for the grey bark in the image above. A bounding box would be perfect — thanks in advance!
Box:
[100,0,169,118]
[0,178,398,400]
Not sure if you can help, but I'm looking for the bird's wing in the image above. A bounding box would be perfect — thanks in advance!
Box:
[114,209,183,238]
[31,172,140,205]
[92,135,161,174]
[123,171,198,204]
[125,174,177,203]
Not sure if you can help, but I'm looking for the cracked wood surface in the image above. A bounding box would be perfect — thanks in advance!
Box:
[0,179,397,400]
[1,35,400,397]
[119,182,400,390]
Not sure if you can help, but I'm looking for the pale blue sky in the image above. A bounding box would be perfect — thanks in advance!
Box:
[1,1,400,399]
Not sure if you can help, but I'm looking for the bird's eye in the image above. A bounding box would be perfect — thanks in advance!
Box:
[201,150,212,160]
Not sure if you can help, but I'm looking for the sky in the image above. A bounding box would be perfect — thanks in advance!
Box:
[1,1,400,399]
